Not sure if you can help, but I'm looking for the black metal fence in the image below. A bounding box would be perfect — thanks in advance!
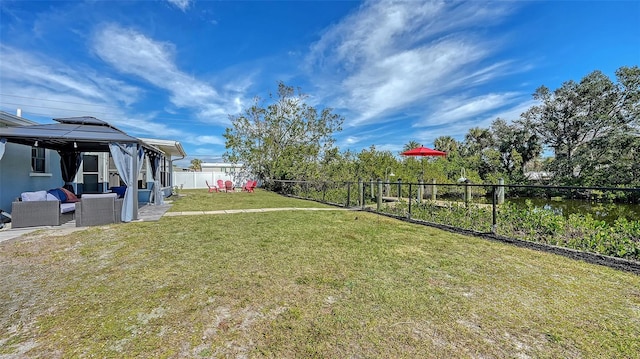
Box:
[270,179,640,265]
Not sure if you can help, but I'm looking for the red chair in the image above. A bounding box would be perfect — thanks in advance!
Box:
[217,179,226,192]
[224,180,234,192]
[242,180,251,192]
[206,181,218,193]
[243,180,256,192]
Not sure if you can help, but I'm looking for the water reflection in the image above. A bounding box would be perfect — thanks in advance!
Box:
[507,198,640,222]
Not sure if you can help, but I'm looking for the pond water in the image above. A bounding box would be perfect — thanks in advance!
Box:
[506,198,640,222]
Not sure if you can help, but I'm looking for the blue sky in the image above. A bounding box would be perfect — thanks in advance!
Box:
[1,0,638,165]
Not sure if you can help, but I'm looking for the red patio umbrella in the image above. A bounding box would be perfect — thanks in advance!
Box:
[401,146,446,181]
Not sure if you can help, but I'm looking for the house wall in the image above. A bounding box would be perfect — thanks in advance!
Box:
[0,142,64,212]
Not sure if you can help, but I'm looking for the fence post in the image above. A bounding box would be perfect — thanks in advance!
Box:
[408,183,412,219]
[431,178,437,201]
[370,179,374,199]
[497,178,505,204]
[376,179,383,211]
[464,183,471,207]
[346,182,351,208]
[492,185,497,234]
[358,179,364,208]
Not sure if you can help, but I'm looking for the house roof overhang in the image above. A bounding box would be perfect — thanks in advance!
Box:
[138,138,187,159]
[0,111,37,127]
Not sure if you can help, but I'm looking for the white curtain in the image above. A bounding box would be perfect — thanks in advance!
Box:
[0,138,6,161]
[152,155,163,205]
[109,143,143,222]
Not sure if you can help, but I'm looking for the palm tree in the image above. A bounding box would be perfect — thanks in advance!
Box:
[434,136,459,154]
[463,127,493,155]
[189,158,202,172]
[402,140,421,153]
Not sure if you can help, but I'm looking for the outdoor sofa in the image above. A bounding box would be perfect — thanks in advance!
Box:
[11,190,76,229]
[75,193,123,227]
[10,190,123,228]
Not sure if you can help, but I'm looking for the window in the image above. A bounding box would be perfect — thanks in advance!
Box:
[31,147,45,173]
[83,154,99,172]
[83,155,100,193]
[160,157,170,187]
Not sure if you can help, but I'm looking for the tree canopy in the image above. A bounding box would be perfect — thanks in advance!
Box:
[223,67,638,188]
[224,82,343,186]
[519,66,639,185]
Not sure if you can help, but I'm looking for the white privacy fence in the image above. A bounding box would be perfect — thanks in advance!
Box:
[172,171,251,189]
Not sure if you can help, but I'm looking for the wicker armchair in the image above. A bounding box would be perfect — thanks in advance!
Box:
[75,194,123,227]
[10,200,68,229]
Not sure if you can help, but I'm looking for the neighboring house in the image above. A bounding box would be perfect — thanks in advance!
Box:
[200,162,244,174]
[525,171,553,181]
[0,111,187,213]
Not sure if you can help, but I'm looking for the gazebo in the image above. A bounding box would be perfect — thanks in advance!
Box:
[0,116,165,222]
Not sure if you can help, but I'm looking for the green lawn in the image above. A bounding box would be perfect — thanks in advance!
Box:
[168,188,332,212]
[1,191,639,358]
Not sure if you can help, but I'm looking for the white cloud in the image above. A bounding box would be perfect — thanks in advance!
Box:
[477,99,539,125]
[167,0,191,12]
[0,45,141,105]
[306,0,521,127]
[0,45,222,148]
[92,24,241,125]
[191,135,225,146]
[411,98,539,146]
[343,39,488,125]
[414,92,522,127]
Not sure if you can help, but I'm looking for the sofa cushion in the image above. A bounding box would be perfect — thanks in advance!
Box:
[81,193,118,199]
[47,188,68,202]
[60,202,76,214]
[46,193,59,201]
[21,190,48,202]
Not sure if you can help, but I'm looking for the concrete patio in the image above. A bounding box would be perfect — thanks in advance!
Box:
[0,203,172,243]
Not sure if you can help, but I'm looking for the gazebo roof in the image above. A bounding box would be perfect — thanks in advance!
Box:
[0,116,160,154]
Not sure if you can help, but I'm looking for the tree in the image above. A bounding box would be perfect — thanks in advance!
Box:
[489,119,541,181]
[224,82,344,187]
[462,127,493,156]
[319,148,357,182]
[401,141,421,153]
[189,158,202,172]
[519,66,640,185]
[433,136,460,154]
[354,145,397,181]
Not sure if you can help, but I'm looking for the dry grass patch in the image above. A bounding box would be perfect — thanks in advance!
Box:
[1,205,639,358]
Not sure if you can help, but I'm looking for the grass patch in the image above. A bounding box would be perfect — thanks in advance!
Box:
[168,189,332,212]
[1,191,639,358]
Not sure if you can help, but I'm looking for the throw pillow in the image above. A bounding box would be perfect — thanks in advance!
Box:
[47,188,67,202]
[59,188,80,203]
